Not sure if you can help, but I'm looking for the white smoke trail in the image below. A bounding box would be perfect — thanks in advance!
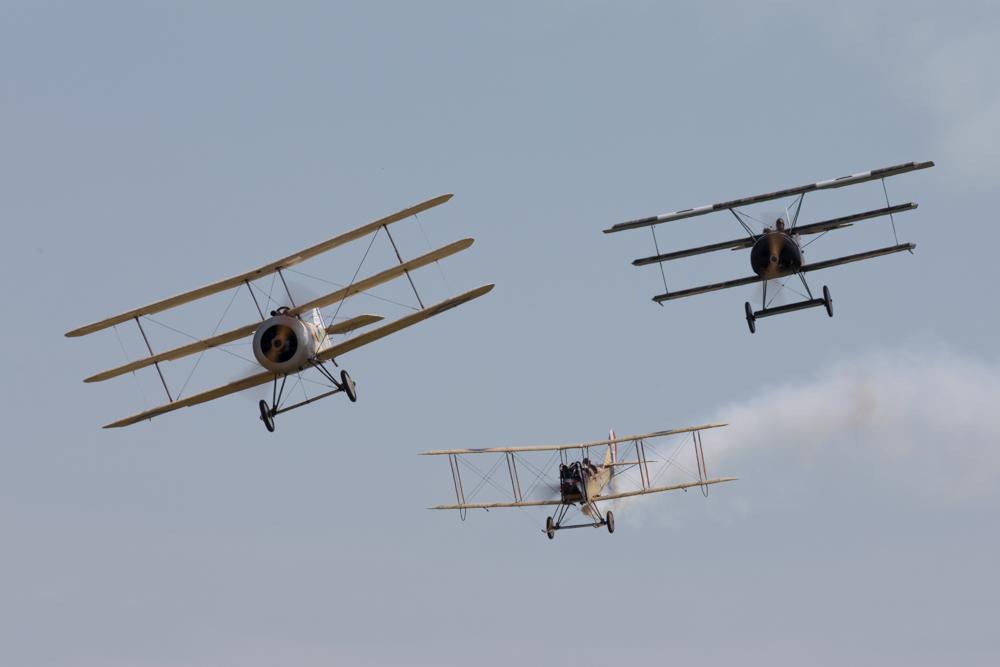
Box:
[709,344,1000,503]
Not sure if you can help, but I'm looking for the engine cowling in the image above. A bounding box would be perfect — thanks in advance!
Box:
[252,314,320,373]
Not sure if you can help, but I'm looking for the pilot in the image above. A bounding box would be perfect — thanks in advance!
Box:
[775,218,786,233]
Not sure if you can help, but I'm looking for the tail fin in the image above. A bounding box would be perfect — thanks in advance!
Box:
[305,308,332,352]
[606,429,617,465]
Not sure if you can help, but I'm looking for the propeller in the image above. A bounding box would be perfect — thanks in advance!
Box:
[259,324,299,363]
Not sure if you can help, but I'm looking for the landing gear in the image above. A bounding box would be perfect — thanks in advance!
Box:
[606,511,615,534]
[259,399,275,432]
[546,516,555,540]
[823,285,834,317]
[341,370,357,403]
[745,301,756,334]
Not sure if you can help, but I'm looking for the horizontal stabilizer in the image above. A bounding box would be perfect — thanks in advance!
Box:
[326,314,383,336]
[632,203,918,267]
[67,194,454,338]
[605,161,933,233]
[420,423,727,455]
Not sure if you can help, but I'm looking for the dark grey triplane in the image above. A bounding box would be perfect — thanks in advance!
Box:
[604,161,933,333]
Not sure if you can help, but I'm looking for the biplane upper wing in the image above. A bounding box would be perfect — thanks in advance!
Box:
[591,477,738,502]
[632,203,917,267]
[652,242,915,303]
[419,423,727,455]
[66,194,454,338]
[604,161,933,233]
[103,284,494,428]
[82,238,474,382]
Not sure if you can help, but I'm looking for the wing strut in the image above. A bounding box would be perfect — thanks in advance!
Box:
[135,317,173,403]
[450,454,468,521]
[383,224,425,309]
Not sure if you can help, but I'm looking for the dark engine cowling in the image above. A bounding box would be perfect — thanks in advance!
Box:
[750,231,803,280]
[252,315,318,373]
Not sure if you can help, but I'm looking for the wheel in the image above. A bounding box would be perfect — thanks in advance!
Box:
[258,399,275,433]
[744,302,756,334]
[546,516,555,540]
[341,370,357,403]
[606,511,615,534]
[823,285,833,317]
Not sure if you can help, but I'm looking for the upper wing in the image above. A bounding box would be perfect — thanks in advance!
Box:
[632,203,917,267]
[419,423,727,456]
[604,162,933,233]
[103,284,494,428]
[591,477,738,502]
[81,238,473,383]
[66,194,453,338]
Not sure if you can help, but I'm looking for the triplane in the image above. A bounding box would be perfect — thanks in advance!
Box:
[604,161,934,332]
[423,424,736,539]
[67,195,493,430]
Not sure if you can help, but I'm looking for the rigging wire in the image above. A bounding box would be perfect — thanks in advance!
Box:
[114,324,149,411]
[176,283,243,399]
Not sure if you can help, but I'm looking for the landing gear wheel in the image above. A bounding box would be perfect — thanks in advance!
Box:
[341,370,357,403]
[823,285,833,318]
[258,399,275,433]
[546,516,555,540]
[606,511,615,534]
[744,301,756,334]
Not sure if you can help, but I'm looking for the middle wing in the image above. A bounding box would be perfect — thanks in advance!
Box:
[103,284,494,428]
[419,423,727,455]
[632,203,917,267]
[83,238,472,383]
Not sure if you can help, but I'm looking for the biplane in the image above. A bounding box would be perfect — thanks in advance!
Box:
[423,424,736,538]
[604,161,934,332]
[66,194,494,430]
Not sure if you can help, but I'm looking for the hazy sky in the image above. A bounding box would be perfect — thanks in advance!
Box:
[2,2,999,665]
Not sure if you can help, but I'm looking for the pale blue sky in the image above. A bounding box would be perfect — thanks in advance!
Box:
[2,2,999,665]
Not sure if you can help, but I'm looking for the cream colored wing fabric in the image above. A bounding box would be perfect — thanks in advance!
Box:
[66,194,453,337]
[419,423,728,455]
[590,477,738,502]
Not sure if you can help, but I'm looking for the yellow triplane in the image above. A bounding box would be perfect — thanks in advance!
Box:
[68,195,493,431]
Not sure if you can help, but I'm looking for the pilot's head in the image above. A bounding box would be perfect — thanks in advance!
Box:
[776,218,785,231]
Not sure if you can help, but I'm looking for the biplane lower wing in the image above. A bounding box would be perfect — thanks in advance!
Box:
[632,203,917,267]
[103,284,494,428]
[83,239,473,383]
[66,194,454,338]
[419,423,727,456]
[592,477,738,502]
[653,243,915,303]
[428,500,564,510]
